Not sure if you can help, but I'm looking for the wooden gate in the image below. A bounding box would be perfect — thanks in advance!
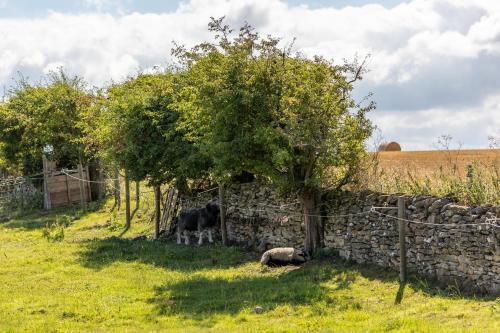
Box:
[47,169,91,207]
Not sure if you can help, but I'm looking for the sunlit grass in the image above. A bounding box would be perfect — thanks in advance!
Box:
[0,200,498,332]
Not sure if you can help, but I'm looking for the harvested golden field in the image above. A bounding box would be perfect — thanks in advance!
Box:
[375,149,500,177]
[362,149,500,205]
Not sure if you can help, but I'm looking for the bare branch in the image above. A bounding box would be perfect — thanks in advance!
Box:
[347,54,370,84]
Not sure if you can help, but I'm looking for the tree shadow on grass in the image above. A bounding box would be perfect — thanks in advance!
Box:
[0,201,108,231]
[147,263,355,319]
[1,209,77,231]
[78,235,497,306]
[78,236,253,272]
[332,258,498,302]
[1,214,52,230]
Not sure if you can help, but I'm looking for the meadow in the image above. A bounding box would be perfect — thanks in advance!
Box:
[0,199,499,332]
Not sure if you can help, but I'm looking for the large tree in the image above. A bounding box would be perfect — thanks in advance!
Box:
[259,55,374,253]
[177,18,374,253]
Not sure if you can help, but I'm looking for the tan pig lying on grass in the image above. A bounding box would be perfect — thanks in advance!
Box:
[260,247,308,266]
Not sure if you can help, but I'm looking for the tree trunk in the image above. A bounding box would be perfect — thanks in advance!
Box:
[301,189,322,256]
[317,192,325,248]
[125,173,131,228]
[77,162,87,212]
[135,181,140,209]
[42,154,51,210]
[219,184,228,246]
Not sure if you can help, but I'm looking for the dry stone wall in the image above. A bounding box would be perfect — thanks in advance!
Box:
[181,183,500,295]
[324,192,499,294]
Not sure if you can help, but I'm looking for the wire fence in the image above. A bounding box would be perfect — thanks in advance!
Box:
[369,206,499,228]
[11,168,499,234]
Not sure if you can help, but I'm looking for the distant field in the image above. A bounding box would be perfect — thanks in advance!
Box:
[363,149,500,205]
[375,149,500,176]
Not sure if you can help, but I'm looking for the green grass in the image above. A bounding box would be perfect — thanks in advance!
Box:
[0,201,499,332]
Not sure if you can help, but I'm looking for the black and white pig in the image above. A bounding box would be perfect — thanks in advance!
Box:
[176,203,220,245]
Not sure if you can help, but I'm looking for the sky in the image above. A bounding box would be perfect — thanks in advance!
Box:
[0,0,499,150]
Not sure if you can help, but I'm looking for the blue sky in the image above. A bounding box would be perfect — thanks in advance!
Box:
[0,1,408,17]
[0,0,499,149]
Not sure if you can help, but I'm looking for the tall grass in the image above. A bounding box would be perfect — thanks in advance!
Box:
[358,153,500,205]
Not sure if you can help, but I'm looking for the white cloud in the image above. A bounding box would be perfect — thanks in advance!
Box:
[371,94,500,150]
[0,0,499,148]
[20,51,46,68]
[0,50,16,81]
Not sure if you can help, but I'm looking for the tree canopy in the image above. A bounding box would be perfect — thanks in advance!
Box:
[174,20,279,183]
[0,70,91,174]
[175,18,374,252]
[93,72,209,187]
[176,19,373,190]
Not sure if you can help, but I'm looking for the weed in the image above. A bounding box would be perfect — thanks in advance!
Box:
[41,216,66,242]
[105,210,122,231]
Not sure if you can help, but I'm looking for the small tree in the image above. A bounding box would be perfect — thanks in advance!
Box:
[95,72,209,188]
[0,70,92,174]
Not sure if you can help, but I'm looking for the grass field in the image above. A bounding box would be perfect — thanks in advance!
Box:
[0,202,499,332]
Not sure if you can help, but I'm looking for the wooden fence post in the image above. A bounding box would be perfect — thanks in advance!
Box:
[398,196,407,283]
[65,173,71,203]
[42,155,51,210]
[78,163,87,211]
[114,168,121,209]
[154,185,161,240]
[85,165,92,202]
[125,173,131,228]
[219,184,228,246]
